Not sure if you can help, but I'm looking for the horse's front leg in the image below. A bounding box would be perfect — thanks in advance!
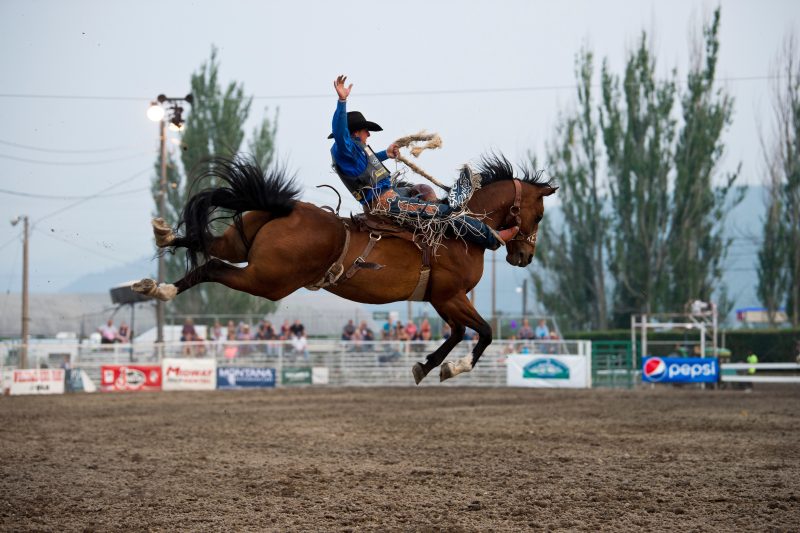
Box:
[437,293,493,382]
[412,312,465,385]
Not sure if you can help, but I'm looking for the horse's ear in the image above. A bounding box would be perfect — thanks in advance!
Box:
[541,186,558,197]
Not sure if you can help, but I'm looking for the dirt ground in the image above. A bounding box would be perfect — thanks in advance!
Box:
[1,386,799,532]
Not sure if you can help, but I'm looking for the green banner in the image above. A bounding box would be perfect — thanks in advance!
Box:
[281,367,312,385]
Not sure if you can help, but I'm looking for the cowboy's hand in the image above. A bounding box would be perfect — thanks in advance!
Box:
[387,143,399,159]
[334,75,352,101]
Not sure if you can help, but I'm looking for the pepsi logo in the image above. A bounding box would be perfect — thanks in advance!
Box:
[643,357,667,381]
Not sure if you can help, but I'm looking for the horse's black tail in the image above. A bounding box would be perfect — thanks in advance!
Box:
[168,156,302,272]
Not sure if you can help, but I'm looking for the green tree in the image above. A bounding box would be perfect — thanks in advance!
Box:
[757,183,786,326]
[600,34,677,324]
[151,47,280,319]
[668,8,743,313]
[758,34,800,326]
[531,49,609,330]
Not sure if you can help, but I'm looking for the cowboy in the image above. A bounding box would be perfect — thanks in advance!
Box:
[329,75,519,250]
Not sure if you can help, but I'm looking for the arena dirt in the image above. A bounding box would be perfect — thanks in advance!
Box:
[1,386,799,531]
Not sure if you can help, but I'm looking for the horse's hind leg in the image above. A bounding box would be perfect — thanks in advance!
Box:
[151,218,175,247]
[151,212,272,263]
[412,306,465,385]
[134,258,296,302]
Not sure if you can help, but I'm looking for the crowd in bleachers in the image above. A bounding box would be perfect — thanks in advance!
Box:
[98,314,561,360]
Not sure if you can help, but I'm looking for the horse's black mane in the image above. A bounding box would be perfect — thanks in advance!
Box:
[475,153,556,188]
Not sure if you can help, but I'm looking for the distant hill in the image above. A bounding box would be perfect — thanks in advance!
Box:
[60,256,156,294]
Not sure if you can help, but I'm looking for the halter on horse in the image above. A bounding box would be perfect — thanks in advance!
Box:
[134,154,556,383]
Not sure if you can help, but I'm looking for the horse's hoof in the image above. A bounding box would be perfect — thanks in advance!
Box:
[440,361,456,382]
[132,278,157,296]
[412,363,427,385]
[157,283,178,301]
[152,217,175,247]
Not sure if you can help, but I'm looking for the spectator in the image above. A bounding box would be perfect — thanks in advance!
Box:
[117,321,131,343]
[534,319,550,340]
[98,319,118,345]
[236,323,252,341]
[291,331,309,361]
[279,319,291,340]
[419,318,432,341]
[256,319,276,341]
[518,319,534,340]
[209,319,223,356]
[357,321,374,351]
[181,318,201,356]
[405,321,418,340]
[289,319,305,338]
[746,350,758,375]
[226,320,236,341]
[396,321,410,342]
[180,318,198,342]
[357,321,374,341]
[341,319,356,341]
[210,320,223,341]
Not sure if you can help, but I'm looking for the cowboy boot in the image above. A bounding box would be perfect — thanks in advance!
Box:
[448,165,476,209]
[487,226,520,250]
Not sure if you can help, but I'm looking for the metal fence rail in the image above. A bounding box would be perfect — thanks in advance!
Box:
[1,339,590,388]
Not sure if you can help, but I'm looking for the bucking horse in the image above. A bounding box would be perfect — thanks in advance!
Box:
[133,154,556,383]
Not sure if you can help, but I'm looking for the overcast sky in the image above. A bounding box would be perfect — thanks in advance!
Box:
[0,0,797,299]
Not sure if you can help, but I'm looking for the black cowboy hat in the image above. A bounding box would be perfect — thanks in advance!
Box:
[327,111,383,139]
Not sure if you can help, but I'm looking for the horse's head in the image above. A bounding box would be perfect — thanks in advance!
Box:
[503,180,557,266]
[473,155,557,267]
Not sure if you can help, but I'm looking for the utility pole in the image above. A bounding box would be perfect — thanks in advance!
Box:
[522,278,528,319]
[491,249,497,335]
[147,93,192,345]
[11,216,29,368]
[156,118,167,344]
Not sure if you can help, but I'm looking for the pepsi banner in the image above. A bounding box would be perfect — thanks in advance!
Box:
[217,367,276,390]
[642,356,719,383]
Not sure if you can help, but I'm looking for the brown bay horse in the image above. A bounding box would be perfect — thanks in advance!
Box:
[133,155,556,383]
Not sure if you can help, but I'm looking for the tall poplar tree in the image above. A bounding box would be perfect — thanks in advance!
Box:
[531,49,609,330]
[758,34,800,326]
[600,35,676,324]
[152,47,280,318]
[668,9,742,312]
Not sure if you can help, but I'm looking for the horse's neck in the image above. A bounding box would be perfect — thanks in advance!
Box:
[467,182,513,229]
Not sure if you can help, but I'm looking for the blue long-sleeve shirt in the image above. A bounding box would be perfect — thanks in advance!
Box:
[330,100,388,177]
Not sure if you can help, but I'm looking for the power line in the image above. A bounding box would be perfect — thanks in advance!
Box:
[0,186,150,200]
[0,231,22,254]
[33,227,127,265]
[0,138,144,154]
[34,167,151,226]
[0,151,154,166]
[0,75,785,103]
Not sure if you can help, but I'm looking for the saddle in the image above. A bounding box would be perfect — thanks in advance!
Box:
[304,211,432,301]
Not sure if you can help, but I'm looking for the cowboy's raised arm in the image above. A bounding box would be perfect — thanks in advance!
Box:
[331,75,358,158]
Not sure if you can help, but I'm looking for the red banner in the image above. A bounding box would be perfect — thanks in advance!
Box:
[101,365,162,392]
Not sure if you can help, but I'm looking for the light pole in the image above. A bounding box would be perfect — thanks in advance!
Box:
[10,215,29,368]
[147,93,192,344]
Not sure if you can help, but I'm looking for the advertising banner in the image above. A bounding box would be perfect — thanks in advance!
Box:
[8,369,65,395]
[162,358,216,391]
[281,367,312,385]
[217,367,276,390]
[506,354,590,388]
[101,365,162,392]
[642,356,718,383]
[312,367,330,385]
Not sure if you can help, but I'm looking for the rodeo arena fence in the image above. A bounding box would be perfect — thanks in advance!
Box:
[1,339,593,395]
[2,338,799,396]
